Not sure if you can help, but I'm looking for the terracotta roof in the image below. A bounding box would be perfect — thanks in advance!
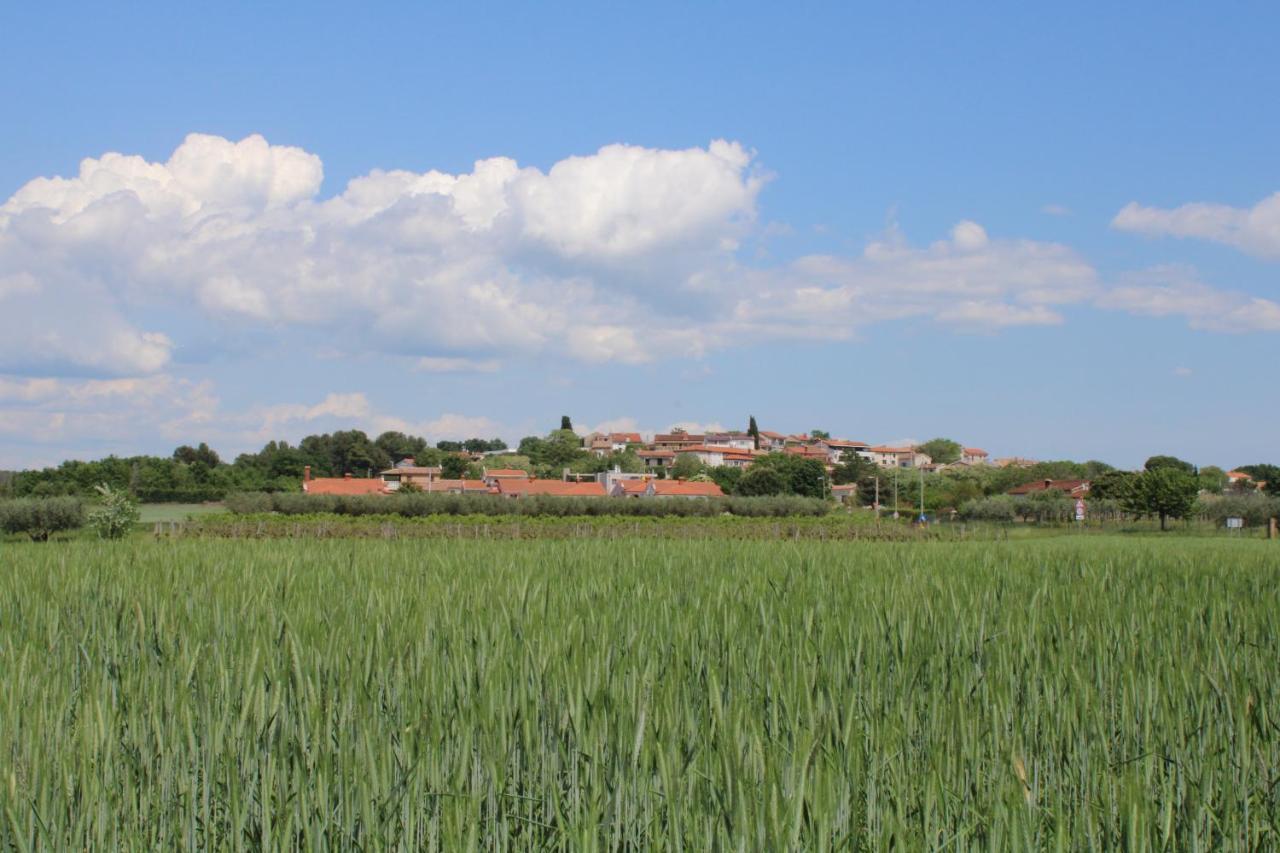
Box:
[608,432,643,444]
[484,469,530,478]
[652,480,724,497]
[675,446,757,459]
[637,449,675,458]
[421,479,493,493]
[963,448,989,456]
[654,433,704,444]
[615,480,650,495]
[496,479,607,497]
[822,439,869,448]
[1226,470,1252,480]
[379,466,442,476]
[304,477,390,496]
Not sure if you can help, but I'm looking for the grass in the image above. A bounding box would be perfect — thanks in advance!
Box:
[0,536,1276,848]
[137,502,228,524]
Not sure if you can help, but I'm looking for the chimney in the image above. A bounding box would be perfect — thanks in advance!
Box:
[304,465,311,483]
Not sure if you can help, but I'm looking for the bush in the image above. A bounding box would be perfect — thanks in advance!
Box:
[88,484,140,540]
[1197,493,1280,527]
[959,495,1018,523]
[222,492,832,519]
[225,492,274,514]
[0,497,84,541]
[133,487,226,503]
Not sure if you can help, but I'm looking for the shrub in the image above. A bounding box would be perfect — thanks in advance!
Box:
[0,497,85,541]
[222,492,832,519]
[87,484,140,540]
[1197,493,1280,527]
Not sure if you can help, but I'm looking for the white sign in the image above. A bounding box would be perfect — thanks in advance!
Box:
[1226,517,1244,529]
[1074,499,1086,522]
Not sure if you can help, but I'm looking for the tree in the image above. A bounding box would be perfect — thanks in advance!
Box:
[751,453,828,499]
[1197,465,1227,494]
[374,431,428,463]
[736,466,788,496]
[810,429,830,440]
[832,453,876,486]
[88,483,140,540]
[1237,464,1280,497]
[709,466,743,494]
[173,442,221,467]
[1144,455,1196,475]
[747,416,760,450]
[1090,470,1140,503]
[671,454,704,481]
[560,415,573,431]
[916,438,962,465]
[1134,467,1199,531]
[440,455,470,479]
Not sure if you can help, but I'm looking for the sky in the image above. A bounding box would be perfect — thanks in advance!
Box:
[1,2,1278,470]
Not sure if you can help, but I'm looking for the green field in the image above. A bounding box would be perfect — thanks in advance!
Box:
[137,502,229,524]
[1,537,1276,848]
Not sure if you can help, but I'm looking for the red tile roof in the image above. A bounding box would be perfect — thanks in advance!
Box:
[608,432,644,444]
[304,477,390,496]
[637,449,675,458]
[484,469,530,478]
[963,448,989,456]
[652,480,724,497]
[496,479,607,497]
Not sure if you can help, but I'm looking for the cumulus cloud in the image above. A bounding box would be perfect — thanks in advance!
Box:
[0,374,510,468]
[1112,192,1280,259]
[0,133,769,375]
[1096,266,1280,332]
[724,223,1098,339]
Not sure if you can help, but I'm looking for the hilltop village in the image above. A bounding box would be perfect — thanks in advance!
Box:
[301,426,1000,500]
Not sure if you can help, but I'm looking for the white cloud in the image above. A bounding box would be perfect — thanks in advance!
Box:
[725,223,1098,339]
[0,133,765,374]
[1112,192,1280,259]
[1096,266,1280,332]
[414,356,501,373]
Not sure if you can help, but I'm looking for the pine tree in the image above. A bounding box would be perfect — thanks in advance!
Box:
[747,415,760,449]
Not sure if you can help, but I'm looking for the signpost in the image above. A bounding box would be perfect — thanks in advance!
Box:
[1226,517,1244,530]
[1074,499,1085,522]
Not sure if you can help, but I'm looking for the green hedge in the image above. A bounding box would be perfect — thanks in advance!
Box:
[0,497,85,541]
[225,492,832,518]
[134,488,227,503]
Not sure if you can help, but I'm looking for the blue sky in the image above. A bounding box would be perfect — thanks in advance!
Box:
[2,2,1277,469]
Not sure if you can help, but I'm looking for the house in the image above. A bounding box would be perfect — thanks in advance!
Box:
[637,448,675,470]
[674,445,757,468]
[785,445,833,466]
[611,479,724,498]
[1008,479,1091,499]
[653,432,705,450]
[961,448,989,465]
[756,430,789,451]
[704,431,756,450]
[482,468,530,488]
[863,446,932,469]
[420,479,493,494]
[495,479,607,498]
[584,432,644,455]
[379,465,443,491]
[302,467,390,496]
[831,483,859,503]
[593,467,650,493]
[812,439,868,464]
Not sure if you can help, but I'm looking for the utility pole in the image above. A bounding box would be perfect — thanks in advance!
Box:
[874,476,880,519]
[918,465,925,523]
[893,467,899,519]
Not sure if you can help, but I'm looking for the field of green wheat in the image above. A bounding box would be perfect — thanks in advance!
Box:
[1,537,1276,849]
